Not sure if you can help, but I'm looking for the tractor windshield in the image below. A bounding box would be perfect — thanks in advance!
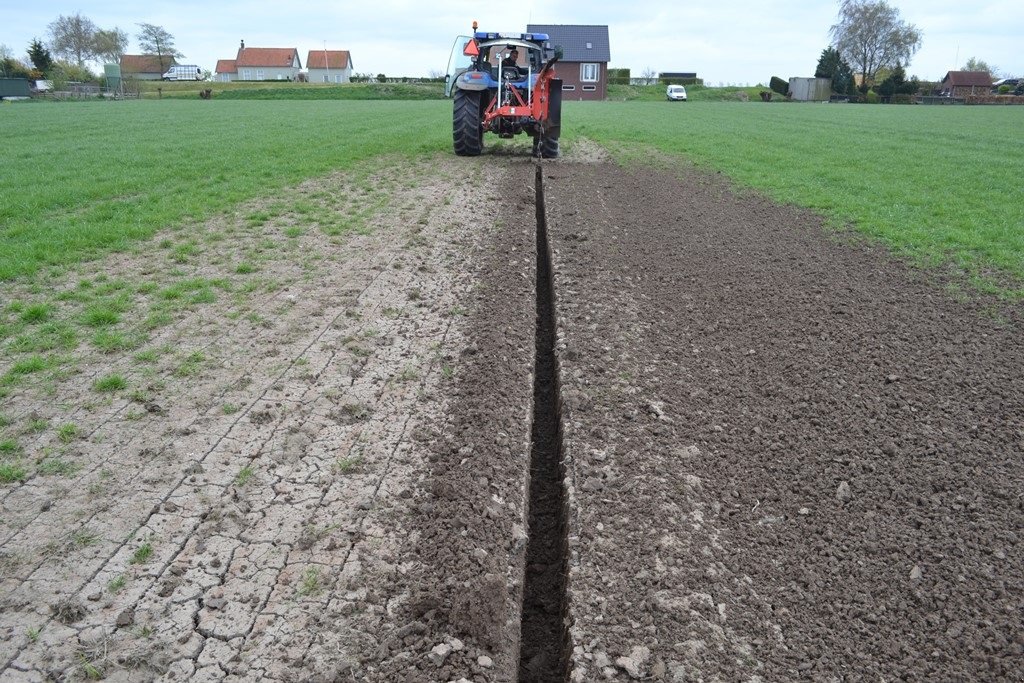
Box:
[478,41,543,72]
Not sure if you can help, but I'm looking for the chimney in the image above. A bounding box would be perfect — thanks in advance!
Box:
[240,39,245,49]
[237,39,245,60]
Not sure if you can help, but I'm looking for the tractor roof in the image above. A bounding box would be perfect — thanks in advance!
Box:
[478,38,542,52]
[474,31,549,43]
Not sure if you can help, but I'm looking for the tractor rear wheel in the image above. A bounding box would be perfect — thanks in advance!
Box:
[539,133,559,159]
[453,89,483,156]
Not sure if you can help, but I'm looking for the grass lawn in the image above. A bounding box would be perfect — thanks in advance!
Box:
[568,102,1024,291]
[0,99,450,281]
[2,97,1022,291]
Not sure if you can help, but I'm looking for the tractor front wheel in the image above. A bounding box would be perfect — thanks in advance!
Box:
[453,89,483,156]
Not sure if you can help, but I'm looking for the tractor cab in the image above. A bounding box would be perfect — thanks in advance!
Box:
[445,25,563,157]
[445,33,550,95]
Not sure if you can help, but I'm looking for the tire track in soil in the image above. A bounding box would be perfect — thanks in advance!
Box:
[543,160,1023,681]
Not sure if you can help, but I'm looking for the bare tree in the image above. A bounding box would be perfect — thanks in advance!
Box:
[641,67,657,85]
[137,23,184,72]
[829,0,921,91]
[93,28,129,64]
[962,57,999,78]
[48,13,98,67]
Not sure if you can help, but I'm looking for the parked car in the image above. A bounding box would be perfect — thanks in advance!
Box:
[666,84,687,101]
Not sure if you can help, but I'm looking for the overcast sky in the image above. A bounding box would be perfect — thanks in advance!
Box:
[2,1,1020,83]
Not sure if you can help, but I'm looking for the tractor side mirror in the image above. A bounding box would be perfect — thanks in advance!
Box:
[554,45,564,60]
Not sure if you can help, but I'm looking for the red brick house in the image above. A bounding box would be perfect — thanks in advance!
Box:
[941,71,993,97]
[526,24,610,101]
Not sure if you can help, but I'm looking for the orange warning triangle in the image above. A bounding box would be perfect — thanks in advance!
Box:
[463,39,479,57]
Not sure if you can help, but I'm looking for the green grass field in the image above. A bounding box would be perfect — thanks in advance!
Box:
[1,97,1022,291]
[568,101,1024,290]
[0,100,450,280]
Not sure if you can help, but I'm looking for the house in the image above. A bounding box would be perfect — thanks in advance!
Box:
[223,40,301,81]
[941,71,992,97]
[306,50,353,84]
[120,54,175,80]
[526,24,610,101]
[214,59,237,82]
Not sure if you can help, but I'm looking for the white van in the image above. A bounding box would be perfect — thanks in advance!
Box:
[666,84,687,101]
[162,65,203,81]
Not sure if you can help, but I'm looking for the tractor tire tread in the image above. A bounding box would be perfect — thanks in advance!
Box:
[453,89,483,157]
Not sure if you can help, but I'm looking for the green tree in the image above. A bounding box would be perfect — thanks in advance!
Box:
[1,44,32,79]
[961,57,998,78]
[815,46,856,96]
[136,23,184,72]
[48,13,98,67]
[28,38,54,75]
[829,0,922,92]
[877,65,919,99]
[93,28,129,64]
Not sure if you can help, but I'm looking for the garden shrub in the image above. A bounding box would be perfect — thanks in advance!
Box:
[769,76,788,97]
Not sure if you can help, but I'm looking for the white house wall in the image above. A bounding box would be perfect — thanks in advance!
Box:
[307,67,352,84]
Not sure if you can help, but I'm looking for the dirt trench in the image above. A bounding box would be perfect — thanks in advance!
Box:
[2,146,1022,683]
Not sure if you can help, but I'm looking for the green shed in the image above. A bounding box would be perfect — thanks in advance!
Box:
[0,78,31,98]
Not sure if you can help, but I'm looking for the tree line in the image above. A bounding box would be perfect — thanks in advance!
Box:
[0,13,183,83]
[769,0,1006,102]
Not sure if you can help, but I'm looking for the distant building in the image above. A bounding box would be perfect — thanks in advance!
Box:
[527,24,610,101]
[214,59,237,82]
[120,55,174,80]
[660,72,699,84]
[940,70,993,97]
[216,41,302,81]
[306,50,353,84]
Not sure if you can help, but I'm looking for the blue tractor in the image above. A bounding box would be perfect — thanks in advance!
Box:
[445,22,563,158]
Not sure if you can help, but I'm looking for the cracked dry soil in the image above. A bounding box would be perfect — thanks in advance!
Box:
[2,146,1022,683]
[0,155,541,682]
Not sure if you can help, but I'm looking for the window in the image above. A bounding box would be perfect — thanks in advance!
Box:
[586,42,592,49]
[582,85,596,91]
[241,68,252,80]
[562,84,576,91]
[581,63,599,82]
[255,69,265,80]
[323,74,329,83]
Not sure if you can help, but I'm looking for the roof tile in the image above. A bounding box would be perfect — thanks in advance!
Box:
[943,71,993,87]
[307,50,351,70]
[120,54,175,74]
[236,48,300,68]
[526,24,610,62]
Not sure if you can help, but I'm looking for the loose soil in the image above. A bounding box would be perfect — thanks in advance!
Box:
[2,143,1021,682]
[541,159,1023,681]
